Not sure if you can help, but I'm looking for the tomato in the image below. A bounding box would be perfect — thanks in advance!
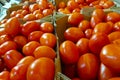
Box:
[40,33,57,48]
[68,12,84,26]
[100,44,120,73]
[21,21,40,37]
[10,56,35,80]
[77,53,99,80]
[84,28,93,39]
[0,71,10,80]
[58,1,66,9]
[33,46,56,60]
[0,34,12,45]
[102,0,115,9]
[64,27,84,42]
[89,33,110,56]
[33,10,42,15]
[60,40,79,64]
[23,14,36,21]
[106,12,120,23]
[108,31,120,43]
[78,20,90,32]
[28,31,44,42]
[29,3,40,13]
[27,57,55,80]
[22,41,40,56]
[0,41,17,56]
[38,0,48,10]
[99,63,116,80]
[40,22,54,33]
[42,9,53,16]
[76,38,90,55]
[93,22,113,34]
[113,21,120,31]
[108,77,120,80]
[67,0,79,11]
[13,35,28,50]
[0,58,6,72]
[4,17,20,37]
[3,50,23,69]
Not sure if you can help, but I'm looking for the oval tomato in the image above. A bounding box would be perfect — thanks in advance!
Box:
[27,57,55,80]
[77,53,99,80]
[0,71,10,80]
[60,40,79,64]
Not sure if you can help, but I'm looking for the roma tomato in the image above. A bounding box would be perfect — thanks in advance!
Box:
[89,33,110,56]
[27,57,55,80]
[99,63,116,80]
[0,34,12,45]
[4,17,20,37]
[77,53,99,80]
[40,33,57,48]
[3,50,23,69]
[60,40,79,64]
[100,44,120,73]
[21,21,40,37]
[64,27,84,43]
[0,41,18,56]
[0,71,10,80]
[22,41,40,56]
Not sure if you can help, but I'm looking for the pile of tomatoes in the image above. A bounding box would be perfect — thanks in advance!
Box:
[58,0,120,80]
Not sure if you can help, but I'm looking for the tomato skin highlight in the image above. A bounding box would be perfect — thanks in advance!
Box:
[60,40,79,64]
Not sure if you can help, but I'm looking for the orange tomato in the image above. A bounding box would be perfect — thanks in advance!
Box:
[0,34,12,45]
[40,33,57,48]
[100,44,120,73]
[75,0,84,4]
[27,57,55,80]
[35,13,44,19]
[33,46,56,60]
[89,33,110,56]
[0,41,17,56]
[38,0,48,10]
[29,3,40,13]
[23,14,36,21]
[84,28,93,39]
[0,71,10,80]
[28,31,44,42]
[67,0,79,11]
[3,50,23,69]
[40,22,54,33]
[42,9,53,16]
[78,20,90,32]
[102,0,114,9]
[33,9,42,15]
[106,12,120,23]
[22,41,40,56]
[58,1,66,9]
[64,27,84,42]
[76,38,90,55]
[68,12,84,26]
[60,40,79,64]
[4,17,20,37]
[77,53,99,80]
[113,21,120,31]
[21,21,40,37]
[13,35,28,50]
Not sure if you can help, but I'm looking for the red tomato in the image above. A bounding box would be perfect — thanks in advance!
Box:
[22,21,40,37]
[22,41,40,56]
[64,27,84,42]
[89,33,110,56]
[40,33,57,48]
[99,63,116,80]
[77,53,99,80]
[10,56,35,80]
[3,50,23,69]
[60,40,79,64]
[84,28,93,39]
[4,17,20,37]
[100,44,120,73]
[0,34,12,45]
[0,71,10,80]
[76,38,90,55]
[28,31,44,42]
[27,57,55,80]
[0,41,18,56]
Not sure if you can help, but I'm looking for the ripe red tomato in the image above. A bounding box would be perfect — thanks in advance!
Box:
[77,53,99,80]
[64,27,84,42]
[22,41,40,56]
[99,63,116,80]
[21,21,40,37]
[89,33,110,56]
[0,34,12,45]
[60,40,79,64]
[100,44,120,73]
[0,41,18,56]
[40,33,57,48]
[27,57,55,80]
[4,17,20,37]
[0,71,10,80]
[3,50,23,69]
